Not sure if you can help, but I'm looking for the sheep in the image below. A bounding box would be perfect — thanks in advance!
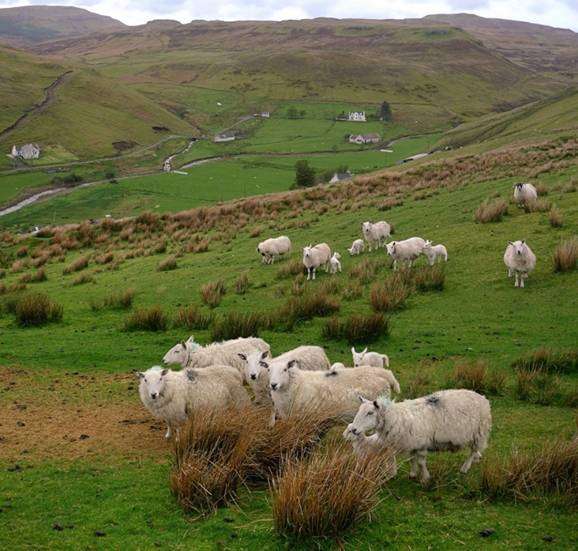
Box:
[238,345,331,406]
[302,243,331,280]
[137,365,250,438]
[163,336,270,375]
[344,389,491,483]
[348,239,365,256]
[329,252,342,274]
[513,183,537,205]
[422,241,448,266]
[257,236,292,264]
[503,240,536,288]
[352,346,392,370]
[268,360,399,426]
[386,237,426,270]
[362,221,391,251]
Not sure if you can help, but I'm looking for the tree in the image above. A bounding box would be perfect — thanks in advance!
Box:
[378,101,392,122]
[294,160,316,188]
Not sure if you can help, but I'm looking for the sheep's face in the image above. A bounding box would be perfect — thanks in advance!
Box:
[513,183,524,191]
[346,397,380,436]
[362,222,371,237]
[138,367,168,400]
[269,359,297,392]
[334,252,341,260]
[351,346,367,367]
[302,246,312,259]
[423,241,432,250]
[240,350,269,382]
[163,342,188,366]
[386,242,395,256]
[509,240,526,256]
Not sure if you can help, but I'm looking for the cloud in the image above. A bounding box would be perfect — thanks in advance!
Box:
[0,0,576,30]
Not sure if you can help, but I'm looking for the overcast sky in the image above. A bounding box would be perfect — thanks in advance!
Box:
[1,0,577,31]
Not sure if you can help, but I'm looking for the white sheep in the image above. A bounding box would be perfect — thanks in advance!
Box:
[422,241,448,266]
[238,345,331,405]
[344,389,491,483]
[137,365,250,438]
[257,236,292,264]
[329,252,342,275]
[302,243,331,280]
[163,336,270,375]
[362,221,391,251]
[268,360,400,426]
[513,183,538,205]
[386,237,426,270]
[348,239,365,256]
[503,240,536,288]
[351,346,391,370]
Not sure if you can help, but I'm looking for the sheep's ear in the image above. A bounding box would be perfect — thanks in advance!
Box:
[287,359,298,369]
[522,240,526,244]
[358,394,366,403]
[161,368,168,377]
[261,350,268,360]
[186,369,196,381]
[186,336,195,344]
[373,400,380,409]
[180,341,187,348]
[362,347,368,355]
[135,371,144,379]
[351,346,356,355]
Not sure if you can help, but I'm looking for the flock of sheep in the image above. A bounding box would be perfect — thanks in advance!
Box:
[135,183,546,484]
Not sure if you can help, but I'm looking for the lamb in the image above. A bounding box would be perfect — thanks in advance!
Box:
[348,239,365,256]
[137,365,250,438]
[386,237,426,270]
[238,345,331,405]
[163,336,270,375]
[302,243,331,280]
[503,240,536,288]
[344,389,491,483]
[329,252,342,274]
[422,241,448,266]
[362,221,391,251]
[352,346,392,370]
[257,236,292,264]
[513,183,538,205]
[268,360,399,426]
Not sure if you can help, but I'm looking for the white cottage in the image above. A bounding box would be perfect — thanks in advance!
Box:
[11,143,41,160]
[348,112,366,122]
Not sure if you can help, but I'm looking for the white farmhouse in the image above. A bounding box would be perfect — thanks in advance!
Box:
[329,171,352,184]
[213,131,236,143]
[349,133,380,145]
[348,111,366,122]
[11,143,41,160]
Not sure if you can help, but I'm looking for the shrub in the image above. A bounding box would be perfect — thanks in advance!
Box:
[323,313,389,344]
[548,206,563,227]
[157,255,178,272]
[271,445,394,538]
[370,273,411,312]
[14,293,63,327]
[210,312,264,340]
[124,306,167,331]
[277,258,304,279]
[512,348,578,375]
[281,292,340,325]
[480,440,578,504]
[174,305,212,330]
[411,265,445,292]
[18,268,47,284]
[72,273,95,286]
[475,198,508,223]
[234,273,250,294]
[451,360,506,395]
[200,280,226,308]
[63,255,89,275]
[553,237,577,272]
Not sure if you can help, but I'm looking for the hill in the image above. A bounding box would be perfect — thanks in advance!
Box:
[0,5,126,47]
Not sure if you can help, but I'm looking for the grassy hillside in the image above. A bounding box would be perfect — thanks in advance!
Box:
[437,89,578,152]
[0,137,576,548]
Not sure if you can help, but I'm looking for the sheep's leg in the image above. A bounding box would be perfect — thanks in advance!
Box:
[507,269,512,277]
[393,260,398,271]
[514,273,519,287]
[269,409,277,428]
[307,267,311,281]
[409,452,419,479]
[417,451,431,483]
[460,450,482,474]
[165,423,172,439]
[520,274,526,288]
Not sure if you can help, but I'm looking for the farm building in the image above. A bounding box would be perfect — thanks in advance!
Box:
[349,133,381,145]
[329,171,353,184]
[348,111,366,122]
[11,143,41,160]
[213,131,236,143]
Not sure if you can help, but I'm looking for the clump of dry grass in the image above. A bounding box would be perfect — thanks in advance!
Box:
[475,198,508,223]
[276,258,304,279]
[403,371,433,399]
[200,280,226,308]
[281,292,340,326]
[210,312,266,340]
[512,347,577,375]
[271,444,394,538]
[343,281,363,300]
[323,313,389,344]
[480,440,578,504]
[515,369,561,406]
[173,305,213,330]
[378,197,403,211]
[370,273,411,312]
[63,255,89,275]
[72,273,95,286]
[123,306,167,331]
[95,252,114,265]
[451,360,506,395]
[553,237,577,272]
[187,239,210,254]
[290,274,306,296]
[18,268,47,284]
[534,183,548,196]
[152,240,167,254]
[90,288,135,311]
[411,265,445,292]
[349,258,386,284]
[13,293,63,327]
[234,273,250,294]
[522,198,551,213]
[249,225,263,237]
[15,246,29,258]
[548,206,563,228]
[157,255,178,272]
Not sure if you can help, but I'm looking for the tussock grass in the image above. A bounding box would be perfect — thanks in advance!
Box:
[18,268,47,284]
[234,273,250,295]
[553,237,577,272]
[72,273,95,286]
[174,305,213,330]
[290,274,306,296]
[123,306,167,331]
[515,369,561,406]
[281,292,340,325]
[475,198,508,223]
[63,255,89,275]
[210,312,265,340]
[411,265,445,292]
[90,288,134,311]
[480,440,578,504]
[343,282,363,300]
[200,280,226,308]
[271,444,394,538]
[276,258,304,279]
[370,273,411,312]
[512,348,577,375]
[157,255,178,272]
[350,258,386,284]
[522,198,551,213]
[451,360,506,395]
[95,252,114,265]
[323,313,389,344]
[548,207,563,227]
[13,293,63,327]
